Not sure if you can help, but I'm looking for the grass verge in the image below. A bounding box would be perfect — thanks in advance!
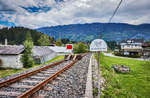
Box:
[96,53,150,98]
[0,56,64,79]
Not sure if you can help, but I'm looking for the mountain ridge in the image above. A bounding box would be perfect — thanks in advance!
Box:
[36,22,150,42]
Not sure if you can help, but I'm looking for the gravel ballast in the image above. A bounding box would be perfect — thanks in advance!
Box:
[32,54,92,98]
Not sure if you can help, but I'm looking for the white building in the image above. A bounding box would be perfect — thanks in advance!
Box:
[120,39,143,50]
[32,46,57,64]
[120,39,144,56]
[49,46,73,55]
[0,45,57,68]
[0,45,24,69]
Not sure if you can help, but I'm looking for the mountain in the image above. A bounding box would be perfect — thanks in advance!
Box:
[36,23,150,42]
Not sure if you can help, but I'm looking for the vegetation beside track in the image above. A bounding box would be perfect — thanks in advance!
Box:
[96,53,150,98]
[0,56,64,78]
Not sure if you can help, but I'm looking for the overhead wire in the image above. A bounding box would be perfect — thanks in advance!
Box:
[108,0,123,23]
[100,0,124,39]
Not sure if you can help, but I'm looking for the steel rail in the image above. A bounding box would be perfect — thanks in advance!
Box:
[0,59,65,88]
[18,59,79,98]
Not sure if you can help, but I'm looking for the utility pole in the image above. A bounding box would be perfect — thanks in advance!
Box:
[90,35,107,98]
[97,51,101,98]
[97,32,102,98]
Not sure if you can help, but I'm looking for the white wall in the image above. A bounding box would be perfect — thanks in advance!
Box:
[0,54,23,69]
[41,52,57,63]
[48,46,73,54]
[121,43,142,50]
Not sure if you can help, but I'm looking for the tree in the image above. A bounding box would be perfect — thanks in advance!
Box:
[55,39,63,46]
[21,32,34,68]
[21,40,34,68]
[146,39,150,43]
[25,31,33,41]
[38,34,50,46]
[61,38,70,44]
[74,42,88,53]
[0,27,44,45]
[106,41,119,50]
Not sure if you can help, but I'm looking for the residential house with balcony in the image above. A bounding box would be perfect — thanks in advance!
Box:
[120,39,144,56]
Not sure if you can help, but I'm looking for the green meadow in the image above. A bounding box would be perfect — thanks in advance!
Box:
[97,54,150,98]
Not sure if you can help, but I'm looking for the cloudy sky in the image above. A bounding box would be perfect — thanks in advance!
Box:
[0,0,150,28]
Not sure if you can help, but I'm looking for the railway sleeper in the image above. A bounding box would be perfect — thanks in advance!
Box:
[65,54,82,61]
[9,84,34,89]
[0,86,29,93]
[0,91,21,97]
[23,77,45,81]
[15,82,37,86]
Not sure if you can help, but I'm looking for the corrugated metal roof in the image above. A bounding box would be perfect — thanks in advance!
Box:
[32,46,55,57]
[0,45,24,55]
[0,45,55,56]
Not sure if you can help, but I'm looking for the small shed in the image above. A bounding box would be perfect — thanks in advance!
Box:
[32,46,57,64]
[0,45,24,69]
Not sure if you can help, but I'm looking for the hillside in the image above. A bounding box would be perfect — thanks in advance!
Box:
[36,23,150,42]
[0,27,50,45]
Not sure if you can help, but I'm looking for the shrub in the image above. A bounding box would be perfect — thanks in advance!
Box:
[114,52,141,58]
[74,42,88,53]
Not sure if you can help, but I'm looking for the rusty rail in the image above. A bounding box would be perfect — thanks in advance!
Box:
[0,54,87,98]
[18,59,78,98]
[18,54,87,98]
[0,60,65,88]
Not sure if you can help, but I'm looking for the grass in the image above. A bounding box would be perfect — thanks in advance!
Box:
[96,53,150,98]
[0,56,64,79]
[104,51,113,53]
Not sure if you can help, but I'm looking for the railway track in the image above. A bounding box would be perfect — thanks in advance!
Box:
[0,54,86,98]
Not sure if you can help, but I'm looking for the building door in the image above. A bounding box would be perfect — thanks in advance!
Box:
[0,59,2,66]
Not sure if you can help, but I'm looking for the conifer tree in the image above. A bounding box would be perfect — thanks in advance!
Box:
[21,32,34,68]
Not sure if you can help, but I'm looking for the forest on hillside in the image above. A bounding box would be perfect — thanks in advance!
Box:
[0,27,54,45]
[0,27,119,50]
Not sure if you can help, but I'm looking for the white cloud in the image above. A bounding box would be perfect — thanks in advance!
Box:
[0,0,150,28]
[0,24,6,29]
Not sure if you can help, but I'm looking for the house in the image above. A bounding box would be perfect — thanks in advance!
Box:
[142,42,150,60]
[0,45,57,68]
[120,39,144,56]
[48,46,73,55]
[32,46,57,64]
[0,45,24,69]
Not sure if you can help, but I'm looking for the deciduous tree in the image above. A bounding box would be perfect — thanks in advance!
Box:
[74,42,88,53]
[38,34,50,46]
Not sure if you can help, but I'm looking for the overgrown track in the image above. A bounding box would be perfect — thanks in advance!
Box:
[0,60,65,88]
[0,54,86,98]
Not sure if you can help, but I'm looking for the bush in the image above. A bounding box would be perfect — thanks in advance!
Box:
[74,42,88,53]
[114,52,141,58]
[55,39,63,46]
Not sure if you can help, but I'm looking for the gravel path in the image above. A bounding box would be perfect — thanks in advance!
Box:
[31,54,92,98]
